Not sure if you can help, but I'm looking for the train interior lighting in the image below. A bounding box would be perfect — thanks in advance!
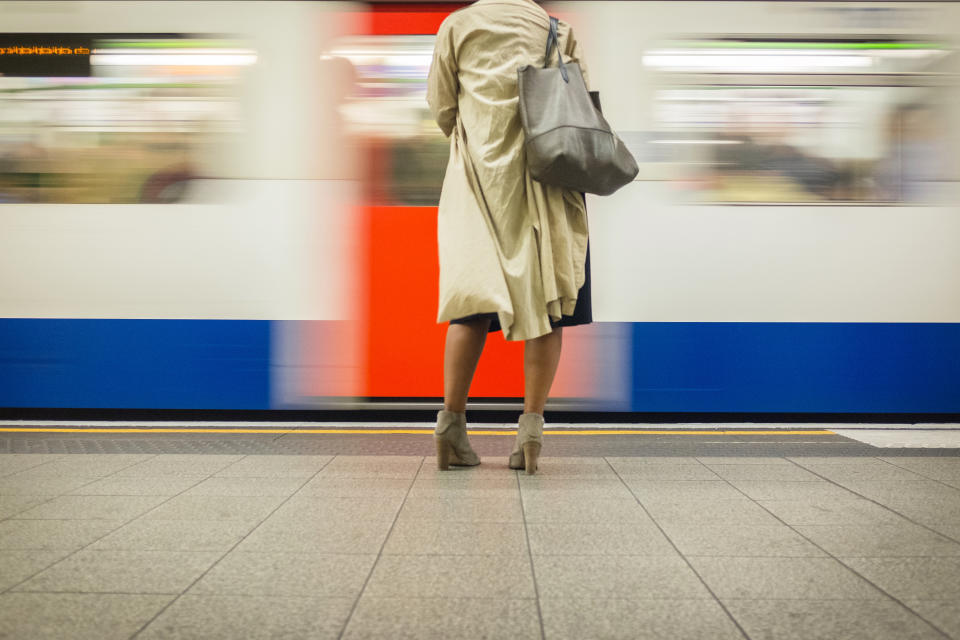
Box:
[0,37,247,204]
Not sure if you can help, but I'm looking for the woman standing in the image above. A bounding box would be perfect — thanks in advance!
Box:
[427,0,592,474]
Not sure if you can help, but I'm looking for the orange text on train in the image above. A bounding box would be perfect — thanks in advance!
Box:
[0,47,90,55]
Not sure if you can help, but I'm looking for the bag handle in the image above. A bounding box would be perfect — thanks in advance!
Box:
[543,16,569,83]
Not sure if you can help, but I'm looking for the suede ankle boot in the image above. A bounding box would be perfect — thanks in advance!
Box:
[434,410,481,470]
[508,413,544,475]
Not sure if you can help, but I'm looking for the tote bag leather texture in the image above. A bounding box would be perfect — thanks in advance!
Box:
[518,17,638,196]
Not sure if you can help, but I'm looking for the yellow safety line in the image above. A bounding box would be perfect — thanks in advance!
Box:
[0,427,834,436]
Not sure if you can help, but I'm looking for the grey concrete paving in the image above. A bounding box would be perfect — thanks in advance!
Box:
[0,435,959,639]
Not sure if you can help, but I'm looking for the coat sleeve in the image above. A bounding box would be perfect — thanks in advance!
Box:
[562,23,590,91]
[427,19,459,138]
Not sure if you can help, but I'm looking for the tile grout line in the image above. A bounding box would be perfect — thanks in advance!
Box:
[335,456,426,640]
[875,455,960,496]
[126,453,336,639]
[517,469,547,640]
[0,454,69,478]
[716,457,955,639]
[784,457,960,548]
[0,453,113,523]
[602,456,754,640]
[0,453,171,595]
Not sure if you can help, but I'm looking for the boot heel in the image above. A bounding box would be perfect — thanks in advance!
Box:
[436,439,453,470]
[522,441,541,475]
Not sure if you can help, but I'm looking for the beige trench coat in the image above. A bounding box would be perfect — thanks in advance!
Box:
[427,0,590,341]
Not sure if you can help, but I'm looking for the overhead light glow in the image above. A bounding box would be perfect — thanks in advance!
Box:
[643,51,874,73]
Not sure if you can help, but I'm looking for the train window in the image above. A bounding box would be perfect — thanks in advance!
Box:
[330,35,448,206]
[0,36,250,204]
[643,40,956,203]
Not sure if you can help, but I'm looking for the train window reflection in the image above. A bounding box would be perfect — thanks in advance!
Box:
[331,36,447,206]
[645,41,955,203]
[0,37,249,204]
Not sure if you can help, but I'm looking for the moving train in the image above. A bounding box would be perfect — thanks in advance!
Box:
[1,1,958,417]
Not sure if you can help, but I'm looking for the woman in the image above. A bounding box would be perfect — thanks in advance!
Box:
[427,0,592,474]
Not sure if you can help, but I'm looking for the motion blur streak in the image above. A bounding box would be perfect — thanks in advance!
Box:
[0,2,958,414]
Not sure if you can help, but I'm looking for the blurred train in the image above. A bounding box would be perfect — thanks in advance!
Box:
[1,1,959,417]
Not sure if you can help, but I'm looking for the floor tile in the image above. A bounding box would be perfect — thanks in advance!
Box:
[757,497,907,526]
[0,494,56,519]
[114,455,242,477]
[527,522,677,556]
[213,455,332,478]
[397,495,523,522]
[534,555,710,599]
[791,462,932,483]
[840,557,960,600]
[704,464,821,482]
[405,485,520,500]
[236,516,393,554]
[688,556,883,600]
[182,476,307,496]
[0,475,99,496]
[927,522,960,542]
[363,554,535,598]
[796,524,960,557]
[723,598,944,640]
[12,494,168,521]
[880,459,960,486]
[541,597,745,640]
[607,457,702,466]
[318,456,422,479]
[270,495,403,523]
[8,455,153,477]
[382,520,527,555]
[14,548,222,594]
[138,594,353,640]
[190,551,375,597]
[836,480,960,503]
[89,518,261,552]
[728,480,854,501]
[644,499,781,526]
[696,457,792,465]
[517,476,633,498]
[414,464,516,483]
[0,519,124,551]
[0,454,66,477]
[66,475,205,496]
[522,495,653,523]
[520,458,618,478]
[660,523,826,557]
[786,457,883,465]
[0,592,173,640]
[0,548,72,590]
[301,476,413,497]
[342,596,539,640]
[876,497,960,525]
[903,600,960,639]
[625,480,744,502]
[606,462,720,481]
[140,494,286,521]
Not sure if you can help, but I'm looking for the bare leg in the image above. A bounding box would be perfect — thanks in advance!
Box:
[523,327,563,415]
[443,318,492,413]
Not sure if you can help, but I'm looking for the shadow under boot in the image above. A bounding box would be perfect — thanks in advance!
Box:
[434,410,481,470]
[508,413,544,475]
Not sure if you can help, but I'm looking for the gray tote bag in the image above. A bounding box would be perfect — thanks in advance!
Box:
[518,17,638,196]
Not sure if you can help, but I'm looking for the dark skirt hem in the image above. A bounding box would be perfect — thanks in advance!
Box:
[450,243,593,334]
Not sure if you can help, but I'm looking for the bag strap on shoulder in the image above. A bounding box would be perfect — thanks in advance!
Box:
[543,16,569,83]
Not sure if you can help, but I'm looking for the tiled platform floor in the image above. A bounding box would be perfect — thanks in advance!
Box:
[1,433,959,639]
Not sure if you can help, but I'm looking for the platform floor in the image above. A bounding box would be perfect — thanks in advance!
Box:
[1,427,959,639]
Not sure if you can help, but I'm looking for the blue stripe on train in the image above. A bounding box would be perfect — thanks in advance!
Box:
[0,319,270,409]
[1,319,957,412]
[630,322,960,412]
